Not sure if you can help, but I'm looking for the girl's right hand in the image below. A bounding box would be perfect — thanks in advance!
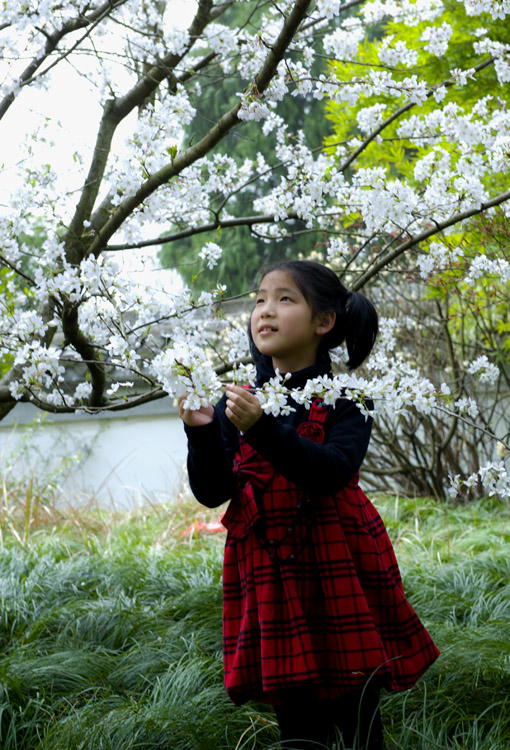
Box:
[177,393,214,427]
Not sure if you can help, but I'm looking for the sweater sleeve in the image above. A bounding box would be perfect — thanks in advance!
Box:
[183,398,237,508]
[242,400,372,496]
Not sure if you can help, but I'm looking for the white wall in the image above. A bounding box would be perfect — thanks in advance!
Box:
[0,402,189,509]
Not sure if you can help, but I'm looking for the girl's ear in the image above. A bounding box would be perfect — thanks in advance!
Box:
[315,311,336,336]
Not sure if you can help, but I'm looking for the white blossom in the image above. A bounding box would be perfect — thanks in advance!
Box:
[356,104,387,134]
[421,22,452,56]
[467,355,500,385]
[323,19,364,59]
[326,237,350,262]
[199,242,223,270]
[204,23,238,56]
[237,97,272,122]
[74,382,93,402]
[379,36,418,67]
[455,397,480,419]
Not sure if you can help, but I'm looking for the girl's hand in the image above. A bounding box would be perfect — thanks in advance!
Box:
[225,384,262,432]
[178,393,214,427]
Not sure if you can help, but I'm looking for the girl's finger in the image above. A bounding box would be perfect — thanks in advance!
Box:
[226,399,242,416]
[227,385,257,406]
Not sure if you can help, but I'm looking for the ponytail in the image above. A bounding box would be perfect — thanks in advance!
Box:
[343,291,378,370]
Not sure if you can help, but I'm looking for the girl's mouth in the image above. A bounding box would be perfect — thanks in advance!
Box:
[259,326,277,335]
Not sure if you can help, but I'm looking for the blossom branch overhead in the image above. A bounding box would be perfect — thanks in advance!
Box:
[0,0,510,497]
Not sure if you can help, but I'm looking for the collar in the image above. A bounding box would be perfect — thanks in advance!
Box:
[255,354,332,389]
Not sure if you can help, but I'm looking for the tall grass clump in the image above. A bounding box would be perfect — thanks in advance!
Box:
[0,480,509,748]
[380,495,510,749]
[0,485,278,750]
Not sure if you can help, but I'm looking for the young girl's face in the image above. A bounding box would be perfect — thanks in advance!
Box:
[251,270,333,373]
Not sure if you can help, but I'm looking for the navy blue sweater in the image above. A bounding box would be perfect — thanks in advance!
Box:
[184,356,373,508]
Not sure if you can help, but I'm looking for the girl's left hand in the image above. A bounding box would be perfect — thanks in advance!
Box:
[225,384,262,432]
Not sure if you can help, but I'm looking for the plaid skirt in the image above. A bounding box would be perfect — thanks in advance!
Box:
[221,402,440,706]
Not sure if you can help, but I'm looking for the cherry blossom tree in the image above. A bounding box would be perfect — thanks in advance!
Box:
[320,2,510,497]
[0,0,509,498]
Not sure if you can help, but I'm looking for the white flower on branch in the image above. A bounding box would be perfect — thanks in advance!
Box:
[356,104,387,134]
[107,381,135,397]
[323,19,364,60]
[105,335,140,367]
[316,0,343,20]
[450,67,476,87]
[74,382,93,402]
[467,355,500,385]
[257,370,295,417]
[479,462,510,497]
[421,22,453,57]
[14,342,64,392]
[362,0,444,26]
[326,237,350,263]
[450,462,510,499]
[151,341,223,409]
[199,242,222,270]
[489,135,510,171]
[494,57,510,84]
[447,473,463,498]
[9,311,47,343]
[416,240,464,280]
[465,0,510,19]
[204,23,238,56]
[46,389,73,407]
[455,397,480,419]
[8,381,24,401]
[231,363,256,387]
[163,26,190,56]
[237,97,272,122]
[379,35,418,68]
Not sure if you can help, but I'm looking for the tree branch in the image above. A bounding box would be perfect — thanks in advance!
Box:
[61,302,107,408]
[338,56,495,173]
[67,0,217,258]
[87,0,314,257]
[106,213,297,251]
[0,0,129,120]
[352,188,510,291]
[88,49,219,235]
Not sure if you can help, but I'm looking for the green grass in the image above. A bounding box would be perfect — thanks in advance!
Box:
[0,490,509,748]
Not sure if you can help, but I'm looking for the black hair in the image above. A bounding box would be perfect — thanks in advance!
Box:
[248,259,378,370]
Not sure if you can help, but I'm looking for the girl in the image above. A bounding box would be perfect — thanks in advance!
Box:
[179,260,439,749]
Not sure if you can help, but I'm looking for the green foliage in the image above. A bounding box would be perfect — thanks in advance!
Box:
[325,0,510,190]
[0,493,509,748]
[421,211,510,360]
[0,219,50,374]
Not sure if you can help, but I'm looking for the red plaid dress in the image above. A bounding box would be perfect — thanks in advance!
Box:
[221,401,440,706]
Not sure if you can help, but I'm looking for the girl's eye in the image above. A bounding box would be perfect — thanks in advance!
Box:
[281,296,292,302]
[255,298,264,305]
